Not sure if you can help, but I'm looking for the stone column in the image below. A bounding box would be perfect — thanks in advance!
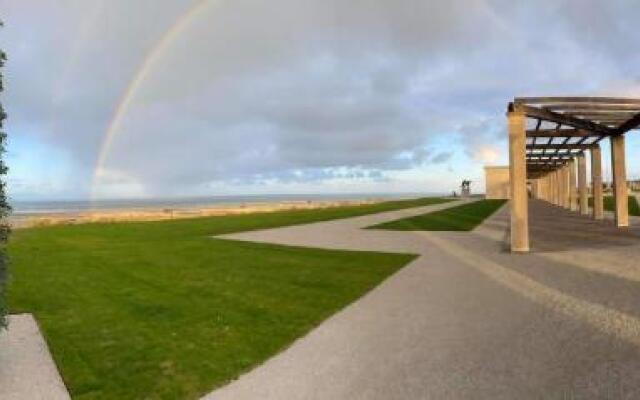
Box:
[569,159,578,211]
[508,111,529,252]
[552,169,559,205]
[611,135,629,227]
[591,145,603,220]
[552,171,558,205]
[556,168,562,206]
[559,165,569,208]
[558,166,565,208]
[549,171,556,204]
[558,167,564,207]
[558,167,565,208]
[543,173,550,202]
[563,164,571,209]
[577,152,588,215]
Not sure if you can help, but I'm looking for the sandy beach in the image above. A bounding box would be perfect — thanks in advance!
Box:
[9,198,384,229]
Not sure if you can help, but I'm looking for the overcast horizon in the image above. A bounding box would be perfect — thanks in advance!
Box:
[3,0,640,201]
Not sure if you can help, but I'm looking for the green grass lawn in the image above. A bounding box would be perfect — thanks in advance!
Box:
[603,195,640,216]
[588,195,640,216]
[367,199,507,231]
[8,197,449,400]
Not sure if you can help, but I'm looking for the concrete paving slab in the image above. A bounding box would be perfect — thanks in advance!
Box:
[0,314,70,400]
[203,199,640,400]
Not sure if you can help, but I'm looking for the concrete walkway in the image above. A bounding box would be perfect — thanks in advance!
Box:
[0,314,70,400]
[205,199,640,400]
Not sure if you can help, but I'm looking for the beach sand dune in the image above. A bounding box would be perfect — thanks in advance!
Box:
[10,199,380,229]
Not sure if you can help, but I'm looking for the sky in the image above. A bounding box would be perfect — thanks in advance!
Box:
[2,0,640,201]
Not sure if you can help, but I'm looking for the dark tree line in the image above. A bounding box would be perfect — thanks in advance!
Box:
[0,20,10,330]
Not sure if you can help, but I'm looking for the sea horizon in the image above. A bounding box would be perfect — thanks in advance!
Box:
[11,192,445,215]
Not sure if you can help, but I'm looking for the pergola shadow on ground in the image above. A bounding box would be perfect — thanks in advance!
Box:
[507,97,640,252]
[499,200,640,252]
[472,203,640,320]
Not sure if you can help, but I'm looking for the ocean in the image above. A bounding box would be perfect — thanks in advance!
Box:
[11,193,435,215]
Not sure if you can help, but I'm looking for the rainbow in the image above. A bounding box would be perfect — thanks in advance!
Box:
[91,0,213,200]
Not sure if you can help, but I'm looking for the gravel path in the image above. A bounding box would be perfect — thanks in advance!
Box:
[204,199,640,400]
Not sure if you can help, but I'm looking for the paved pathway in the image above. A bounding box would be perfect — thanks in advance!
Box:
[0,314,70,400]
[205,199,640,400]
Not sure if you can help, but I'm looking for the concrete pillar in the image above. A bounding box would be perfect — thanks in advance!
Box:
[611,135,629,227]
[563,164,571,209]
[557,168,562,207]
[553,169,560,206]
[560,165,569,208]
[532,179,539,199]
[591,145,603,220]
[552,169,558,205]
[552,172,556,203]
[558,167,565,208]
[577,152,588,215]
[552,172,555,203]
[508,111,529,252]
[544,173,551,202]
[569,159,578,211]
[547,173,551,202]
[558,167,564,208]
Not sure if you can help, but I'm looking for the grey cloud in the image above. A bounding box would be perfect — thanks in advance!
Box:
[431,152,453,164]
[4,0,640,197]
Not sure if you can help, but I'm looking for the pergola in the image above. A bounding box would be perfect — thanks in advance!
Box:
[507,97,640,252]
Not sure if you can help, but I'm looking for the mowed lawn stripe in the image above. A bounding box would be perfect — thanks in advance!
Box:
[367,199,507,231]
[589,195,640,216]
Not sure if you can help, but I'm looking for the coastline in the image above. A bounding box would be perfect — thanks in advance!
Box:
[9,198,386,229]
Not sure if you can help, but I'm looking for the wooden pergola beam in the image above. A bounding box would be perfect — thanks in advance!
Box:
[555,135,572,158]
[526,156,572,160]
[614,112,640,134]
[562,112,635,122]
[513,104,615,136]
[526,129,593,137]
[546,104,640,111]
[515,97,640,105]
[584,116,634,121]
[527,144,592,150]
[527,155,572,158]
[527,166,564,171]
[527,151,574,156]
[527,157,572,162]
[564,111,638,117]
[590,120,629,124]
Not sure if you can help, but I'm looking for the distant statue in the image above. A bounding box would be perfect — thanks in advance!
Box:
[461,180,471,197]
